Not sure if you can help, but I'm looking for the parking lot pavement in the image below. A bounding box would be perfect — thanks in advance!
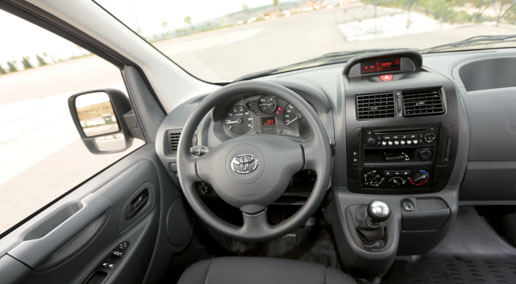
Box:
[155,7,516,81]
[1,6,516,232]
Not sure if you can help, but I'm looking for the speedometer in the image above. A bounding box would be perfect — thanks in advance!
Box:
[224,105,254,136]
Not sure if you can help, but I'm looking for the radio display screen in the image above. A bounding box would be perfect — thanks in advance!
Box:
[361,57,401,74]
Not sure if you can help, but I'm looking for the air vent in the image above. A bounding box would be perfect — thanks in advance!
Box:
[167,129,182,152]
[356,93,395,119]
[402,88,445,117]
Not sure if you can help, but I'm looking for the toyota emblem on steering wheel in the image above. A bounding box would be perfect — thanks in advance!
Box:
[231,154,258,174]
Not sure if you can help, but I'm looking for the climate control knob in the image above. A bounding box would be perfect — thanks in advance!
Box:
[388,176,406,188]
[364,171,384,187]
[410,170,430,186]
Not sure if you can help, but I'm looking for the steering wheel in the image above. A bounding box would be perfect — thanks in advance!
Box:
[177,81,331,241]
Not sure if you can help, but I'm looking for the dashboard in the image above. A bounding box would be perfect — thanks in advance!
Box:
[156,48,516,205]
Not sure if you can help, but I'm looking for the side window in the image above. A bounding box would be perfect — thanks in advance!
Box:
[0,10,145,235]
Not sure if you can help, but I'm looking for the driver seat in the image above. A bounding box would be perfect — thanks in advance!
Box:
[177,257,356,284]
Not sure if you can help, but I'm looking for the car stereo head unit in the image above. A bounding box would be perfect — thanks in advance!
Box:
[348,124,453,193]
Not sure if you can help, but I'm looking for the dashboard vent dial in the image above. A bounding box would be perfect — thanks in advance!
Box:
[167,129,182,152]
[402,88,445,117]
[356,93,395,119]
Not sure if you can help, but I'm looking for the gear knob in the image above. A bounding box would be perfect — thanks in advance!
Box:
[367,200,390,223]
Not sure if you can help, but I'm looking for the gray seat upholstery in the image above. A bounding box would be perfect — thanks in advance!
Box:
[177,257,356,284]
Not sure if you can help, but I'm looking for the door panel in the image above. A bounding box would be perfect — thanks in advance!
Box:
[0,144,190,284]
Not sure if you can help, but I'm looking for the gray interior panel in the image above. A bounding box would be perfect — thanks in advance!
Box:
[445,53,516,202]
[0,144,193,284]
[463,87,516,161]
[460,161,516,202]
[459,57,516,91]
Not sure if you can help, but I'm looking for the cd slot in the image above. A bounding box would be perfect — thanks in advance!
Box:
[363,147,435,163]
[373,128,428,135]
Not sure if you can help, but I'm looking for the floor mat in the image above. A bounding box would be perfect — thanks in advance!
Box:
[233,224,340,268]
[382,207,516,284]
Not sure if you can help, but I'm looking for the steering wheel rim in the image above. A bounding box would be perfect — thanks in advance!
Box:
[177,81,331,241]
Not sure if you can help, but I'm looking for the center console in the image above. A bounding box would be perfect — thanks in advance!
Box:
[327,50,466,279]
[349,123,454,194]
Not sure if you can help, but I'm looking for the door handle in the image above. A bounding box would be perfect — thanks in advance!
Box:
[8,195,111,269]
[126,189,149,220]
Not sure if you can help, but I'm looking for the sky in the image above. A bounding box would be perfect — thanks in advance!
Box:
[0,9,88,64]
[0,0,295,65]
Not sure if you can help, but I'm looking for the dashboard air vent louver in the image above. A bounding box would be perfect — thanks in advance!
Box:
[402,88,445,117]
[356,93,395,119]
[167,129,182,152]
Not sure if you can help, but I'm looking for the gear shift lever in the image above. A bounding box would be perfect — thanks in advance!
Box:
[367,200,391,225]
[355,200,391,249]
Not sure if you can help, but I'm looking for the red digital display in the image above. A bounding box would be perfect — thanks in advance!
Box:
[261,117,276,127]
[361,57,401,74]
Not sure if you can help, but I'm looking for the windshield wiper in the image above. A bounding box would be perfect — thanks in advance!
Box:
[236,49,391,81]
[421,34,516,53]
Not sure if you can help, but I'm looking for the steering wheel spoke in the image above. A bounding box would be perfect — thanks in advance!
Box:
[178,155,203,183]
[241,208,270,236]
[300,140,320,170]
[194,150,216,184]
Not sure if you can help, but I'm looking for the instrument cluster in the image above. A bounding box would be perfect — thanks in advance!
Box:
[214,95,310,137]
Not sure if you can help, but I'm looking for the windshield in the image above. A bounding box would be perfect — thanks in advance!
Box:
[96,0,516,82]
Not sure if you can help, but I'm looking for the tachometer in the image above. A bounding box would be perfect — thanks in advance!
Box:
[258,96,277,114]
[224,105,254,135]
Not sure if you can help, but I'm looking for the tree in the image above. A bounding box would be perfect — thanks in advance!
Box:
[471,0,492,22]
[161,21,168,30]
[184,16,191,26]
[273,0,279,6]
[242,4,249,11]
[36,55,47,66]
[0,63,6,75]
[7,61,17,72]
[21,57,33,69]
[496,0,516,25]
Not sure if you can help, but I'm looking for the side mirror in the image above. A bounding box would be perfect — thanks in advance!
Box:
[68,89,142,154]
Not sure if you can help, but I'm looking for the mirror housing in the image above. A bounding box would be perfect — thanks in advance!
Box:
[68,89,142,154]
